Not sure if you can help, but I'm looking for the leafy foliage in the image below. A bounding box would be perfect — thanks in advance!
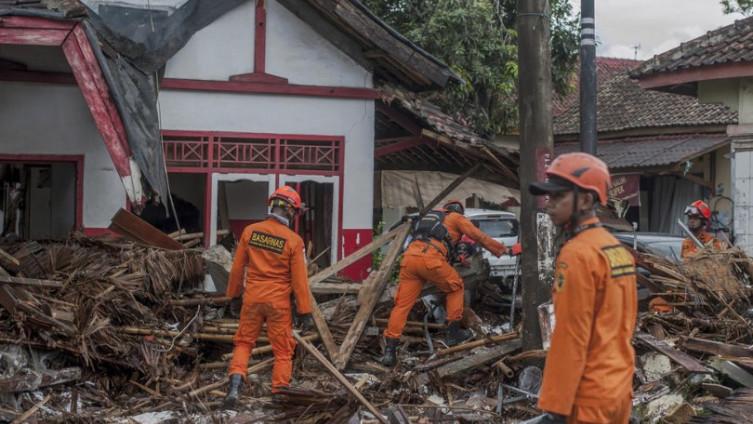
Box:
[364,0,579,137]
[722,0,753,15]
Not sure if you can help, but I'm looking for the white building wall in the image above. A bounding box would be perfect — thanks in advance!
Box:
[158,91,375,230]
[164,0,372,88]
[0,82,126,229]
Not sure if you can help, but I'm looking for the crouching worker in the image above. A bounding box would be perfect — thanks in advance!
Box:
[525,153,637,424]
[381,200,516,367]
[224,186,314,407]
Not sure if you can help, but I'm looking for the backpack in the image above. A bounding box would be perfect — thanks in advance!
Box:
[412,210,450,243]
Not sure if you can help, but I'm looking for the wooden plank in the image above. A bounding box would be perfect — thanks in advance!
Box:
[0,248,20,273]
[683,337,753,358]
[11,394,51,424]
[0,367,80,393]
[308,223,403,286]
[709,359,753,388]
[435,332,519,357]
[0,275,62,288]
[636,333,709,373]
[436,339,522,379]
[418,164,481,216]
[309,282,362,295]
[334,224,411,369]
[307,285,340,361]
[109,209,184,250]
[293,331,388,424]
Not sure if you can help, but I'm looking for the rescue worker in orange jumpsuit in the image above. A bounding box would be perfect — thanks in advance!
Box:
[223,186,313,407]
[681,200,725,259]
[381,200,520,367]
[526,153,638,424]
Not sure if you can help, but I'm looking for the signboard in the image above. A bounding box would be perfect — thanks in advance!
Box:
[609,174,640,207]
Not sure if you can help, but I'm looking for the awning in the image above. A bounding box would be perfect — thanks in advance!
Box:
[555,135,730,171]
[378,170,520,209]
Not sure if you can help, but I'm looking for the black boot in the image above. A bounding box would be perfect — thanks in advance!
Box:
[223,374,243,409]
[446,321,473,346]
[381,338,400,367]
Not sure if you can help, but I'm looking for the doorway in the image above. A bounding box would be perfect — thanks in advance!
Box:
[210,173,275,245]
[280,175,339,268]
[0,156,82,240]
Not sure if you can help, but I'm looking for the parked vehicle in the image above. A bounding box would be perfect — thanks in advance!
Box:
[466,208,519,282]
[613,232,684,263]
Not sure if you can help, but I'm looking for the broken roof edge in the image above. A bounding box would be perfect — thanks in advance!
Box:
[348,0,462,87]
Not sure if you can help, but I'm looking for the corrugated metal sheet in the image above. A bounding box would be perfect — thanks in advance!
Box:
[555,135,730,170]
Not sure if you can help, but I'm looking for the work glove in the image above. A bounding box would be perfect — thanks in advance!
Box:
[520,413,566,424]
[298,314,315,333]
[509,243,522,256]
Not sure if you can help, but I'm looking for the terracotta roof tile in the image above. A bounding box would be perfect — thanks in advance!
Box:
[554,65,737,135]
[633,16,753,78]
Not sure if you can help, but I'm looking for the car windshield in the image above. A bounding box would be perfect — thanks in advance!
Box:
[472,218,518,238]
[644,240,682,262]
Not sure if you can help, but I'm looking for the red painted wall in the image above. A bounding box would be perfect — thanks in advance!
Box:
[341,229,373,281]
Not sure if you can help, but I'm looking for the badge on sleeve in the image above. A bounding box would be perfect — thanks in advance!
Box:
[601,245,636,277]
[554,261,568,292]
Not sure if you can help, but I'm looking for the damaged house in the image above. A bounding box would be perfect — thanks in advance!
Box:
[0,0,469,280]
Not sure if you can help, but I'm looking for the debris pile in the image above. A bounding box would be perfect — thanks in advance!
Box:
[630,247,753,423]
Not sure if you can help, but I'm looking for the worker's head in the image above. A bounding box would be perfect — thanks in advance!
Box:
[685,200,711,231]
[443,200,465,215]
[268,186,302,220]
[529,152,611,226]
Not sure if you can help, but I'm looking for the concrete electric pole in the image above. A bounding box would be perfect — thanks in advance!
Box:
[517,0,555,350]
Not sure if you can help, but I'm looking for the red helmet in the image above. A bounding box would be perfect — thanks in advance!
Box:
[269,186,302,211]
[685,200,711,221]
[443,200,465,214]
[530,152,611,206]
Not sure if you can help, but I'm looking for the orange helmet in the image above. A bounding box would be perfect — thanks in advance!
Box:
[529,152,611,205]
[685,200,711,221]
[443,200,465,214]
[269,186,302,211]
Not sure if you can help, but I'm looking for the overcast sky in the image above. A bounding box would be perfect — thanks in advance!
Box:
[570,0,745,60]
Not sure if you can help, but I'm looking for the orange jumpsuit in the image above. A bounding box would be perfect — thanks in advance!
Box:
[226,217,312,392]
[384,212,506,339]
[538,217,637,423]
[681,231,725,259]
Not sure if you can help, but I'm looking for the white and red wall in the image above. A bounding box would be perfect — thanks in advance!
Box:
[158,0,376,278]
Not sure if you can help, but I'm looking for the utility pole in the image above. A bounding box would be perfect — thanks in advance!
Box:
[517,0,554,350]
[579,0,597,154]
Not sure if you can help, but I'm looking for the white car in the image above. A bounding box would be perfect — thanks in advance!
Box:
[465,208,519,282]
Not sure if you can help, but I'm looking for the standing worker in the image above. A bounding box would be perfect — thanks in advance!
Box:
[223,186,314,407]
[681,200,725,259]
[381,200,520,366]
[527,153,637,423]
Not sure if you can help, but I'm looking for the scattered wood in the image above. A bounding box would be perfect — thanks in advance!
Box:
[292,331,388,424]
[109,208,184,250]
[0,367,81,393]
[168,296,233,306]
[334,224,411,370]
[436,339,522,379]
[636,333,709,373]
[435,332,518,357]
[0,275,62,288]
[11,394,51,424]
[309,281,362,295]
[0,248,20,273]
[709,359,753,388]
[683,337,753,358]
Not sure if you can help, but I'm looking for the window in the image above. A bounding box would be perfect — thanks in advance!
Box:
[472,217,518,238]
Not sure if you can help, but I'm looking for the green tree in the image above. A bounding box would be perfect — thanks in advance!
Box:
[722,0,753,15]
[364,0,579,137]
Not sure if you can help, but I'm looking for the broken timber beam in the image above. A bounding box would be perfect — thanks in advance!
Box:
[435,332,519,357]
[109,208,184,250]
[0,248,20,273]
[334,224,411,369]
[683,337,753,358]
[293,331,388,424]
[0,275,62,288]
[636,333,708,373]
[168,296,232,306]
[418,164,481,216]
[309,281,362,295]
[0,367,81,393]
[436,339,522,379]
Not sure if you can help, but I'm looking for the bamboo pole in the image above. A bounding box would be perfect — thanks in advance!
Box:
[435,332,518,357]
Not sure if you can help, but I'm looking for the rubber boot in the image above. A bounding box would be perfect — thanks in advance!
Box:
[446,321,472,346]
[381,337,400,367]
[223,374,243,409]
